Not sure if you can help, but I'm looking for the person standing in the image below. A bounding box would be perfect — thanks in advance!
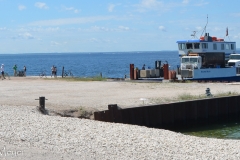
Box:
[1,64,5,80]
[51,65,55,77]
[13,64,17,76]
[23,66,27,77]
[54,66,57,77]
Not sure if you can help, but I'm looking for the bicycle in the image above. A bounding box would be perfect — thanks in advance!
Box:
[39,71,47,78]
[1,72,10,80]
[63,70,74,77]
[5,72,10,80]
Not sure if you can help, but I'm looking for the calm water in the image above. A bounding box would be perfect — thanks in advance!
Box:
[0,51,179,78]
[180,122,240,139]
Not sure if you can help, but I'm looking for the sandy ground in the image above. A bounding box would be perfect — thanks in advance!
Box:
[1,76,240,111]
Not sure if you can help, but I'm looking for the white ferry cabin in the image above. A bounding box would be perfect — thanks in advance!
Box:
[176,33,236,64]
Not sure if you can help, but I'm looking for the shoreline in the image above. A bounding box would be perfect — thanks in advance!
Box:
[1,77,240,159]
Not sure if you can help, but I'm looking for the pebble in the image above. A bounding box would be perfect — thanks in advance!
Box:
[0,105,240,159]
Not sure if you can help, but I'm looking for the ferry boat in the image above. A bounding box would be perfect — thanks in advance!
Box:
[135,17,240,82]
[177,32,236,64]
[176,31,240,82]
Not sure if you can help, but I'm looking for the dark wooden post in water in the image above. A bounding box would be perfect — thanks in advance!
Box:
[62,66,64,78]
[130,64,134,80]
[163,63,169,79]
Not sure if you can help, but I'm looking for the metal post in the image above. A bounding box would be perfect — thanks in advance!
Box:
[39,97,45,110]
[35,96,48,114]
[62,66,64,78]
[130,64,134,80]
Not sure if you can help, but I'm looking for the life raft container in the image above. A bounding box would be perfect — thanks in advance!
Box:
[217,38,224,41]
[212,36,217,41]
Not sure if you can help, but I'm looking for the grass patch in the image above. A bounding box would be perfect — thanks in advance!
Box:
[177,91,239,101]
[150,91,240,105]
[68,76,107,81]
[44,76,107,81]
[177,93,204,101]
[51,106,97,119]
[214,91,239,97]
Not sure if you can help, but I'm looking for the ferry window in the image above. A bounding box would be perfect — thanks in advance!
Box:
[186,43,193,49]
[202,43,208,49]
[190,58,197,63]
[193,43,200,49]
[178,43,186,50]
[229,55,240,60]
[213,43,217,50]
[231,44,234,50]
[221,44,224,50]
[226,44,230,50]
[182,58,189,63]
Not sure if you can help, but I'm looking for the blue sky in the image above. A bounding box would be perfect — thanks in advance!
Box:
[0,0,239,53]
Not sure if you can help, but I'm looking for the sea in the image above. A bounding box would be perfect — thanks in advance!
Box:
[0,51,179,78]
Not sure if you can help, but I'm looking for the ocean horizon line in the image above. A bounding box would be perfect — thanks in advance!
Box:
[0,50,179,55]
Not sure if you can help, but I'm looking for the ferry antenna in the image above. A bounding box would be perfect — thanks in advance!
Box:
[191,31,197,39]
[200,15,208,38]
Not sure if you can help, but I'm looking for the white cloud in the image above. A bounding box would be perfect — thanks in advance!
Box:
[135,0,169,12]
[195,26,203,31]
[135,0,196,13]
[45,27,60,32]
[13,32,34,39]
[159,26,166,31]
[62,6,80,13]
[0,27,7,31]
[86,25,129,32]
[194,0,209,6]
[108,4,121,12]
[35,2,48,9]
[64,7,74,11]
[89,38,99,43]
[140,0,163,9]
[118,26,129,31]
[51,41,59,46]
[108,4,115,12]
[90,26,110,32]
[74,9,79,13]
[182,0,189,4]
[230,13,240,17]
[18,5,26,11]
[28,16,115,26]
[213,27,221,32]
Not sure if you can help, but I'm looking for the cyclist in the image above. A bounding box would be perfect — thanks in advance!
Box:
[1,64,6,80]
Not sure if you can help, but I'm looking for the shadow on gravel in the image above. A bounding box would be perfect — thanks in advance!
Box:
[37,106,98,120]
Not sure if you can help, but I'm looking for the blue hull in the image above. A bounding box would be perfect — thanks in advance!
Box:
[186,76,240,82]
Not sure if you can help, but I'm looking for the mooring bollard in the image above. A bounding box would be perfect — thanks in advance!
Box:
[35,96,48,113]
[205,88,212,97]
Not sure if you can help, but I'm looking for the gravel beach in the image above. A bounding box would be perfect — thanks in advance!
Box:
[1,77,240,159]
